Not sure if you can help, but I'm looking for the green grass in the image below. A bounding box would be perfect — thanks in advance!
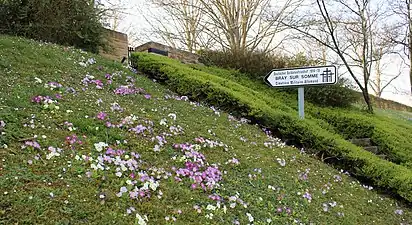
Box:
[1,35,412,224]
[377,108,412,125]
[131,52,412,203]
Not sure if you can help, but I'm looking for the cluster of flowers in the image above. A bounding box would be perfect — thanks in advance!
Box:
[81,74,106,89]
[65,134,85,150]
[44,81,63,90]
[164,94,189,101]
[78,57,96,67]
[31,95,59,108]
[22,140,41,150]
[194,137,229,150]
[80,142,170,201]
[114,84,146,96]
[63,121,76,131]
[172,143,222,191]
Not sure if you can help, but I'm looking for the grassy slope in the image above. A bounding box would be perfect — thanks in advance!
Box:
[132,52,412,201]
[0,36,411,224]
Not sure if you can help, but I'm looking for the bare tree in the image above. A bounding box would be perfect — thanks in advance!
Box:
[388,0,412,95]
[196,0,302,55]
[143,0,302,54]
[369,49,403,97]
[285,0,393,112]
[98,0,128,30]
[143,0,207,52]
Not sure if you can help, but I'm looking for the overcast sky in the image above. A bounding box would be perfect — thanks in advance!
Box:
[102,0,412,106]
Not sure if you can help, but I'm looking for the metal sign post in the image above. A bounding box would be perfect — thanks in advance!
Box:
[264,65,337,119]
[298,87,304,119]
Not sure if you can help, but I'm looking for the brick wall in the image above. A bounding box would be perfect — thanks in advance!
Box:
[100,28,128,61]
[135,42,199,64]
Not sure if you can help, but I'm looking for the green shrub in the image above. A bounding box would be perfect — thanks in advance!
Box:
[198,50,359,108]
[0,0,106,53]
[312,107,374,139]
[132,52,412,202]
[304,78,360,107]
[197,50,313,78]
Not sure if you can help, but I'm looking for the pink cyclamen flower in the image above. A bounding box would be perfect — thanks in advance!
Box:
[25,141,41,149]
[31,96,43,103]
[97,112,107,120]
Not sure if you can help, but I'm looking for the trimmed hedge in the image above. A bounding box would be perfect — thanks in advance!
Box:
[190,63,412,170]
[312,108,412,167]
[310,108,374,139]
[131,52,412,202]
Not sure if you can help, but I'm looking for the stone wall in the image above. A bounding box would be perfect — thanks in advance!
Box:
[100,28,128,61]
[135,42,199,64]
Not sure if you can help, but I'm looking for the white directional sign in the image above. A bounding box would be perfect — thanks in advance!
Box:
[264,65,337,87]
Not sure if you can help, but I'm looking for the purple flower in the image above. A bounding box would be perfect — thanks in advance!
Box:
[299,168,310,181]
[120,186,128,193]
[24,140,41,149]
[114,85,137,96]
[130,125,147,134]
[110,102,123,112]
[208,194,222,201]
[276,207,283,213]
[47,82,62,88]
[395,209,404,215]
[92,80,104,89]
[97,112,107,120]
[144,94,151,99]
[31,96,43,103]
[303,192,312,202]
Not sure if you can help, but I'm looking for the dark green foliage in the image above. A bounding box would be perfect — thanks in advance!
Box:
[198,50,359,108]
[197,50,314,79]
[131,52,412,202]
[313,108,374,139]
[304,78,360,107]
[0,0,105,52]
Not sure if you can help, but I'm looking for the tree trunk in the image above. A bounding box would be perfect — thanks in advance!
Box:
[408,0,412,95]
[362,89,374,113]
